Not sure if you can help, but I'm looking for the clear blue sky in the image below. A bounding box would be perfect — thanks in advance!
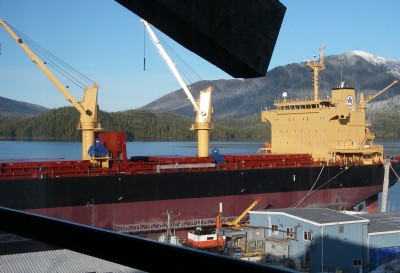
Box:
[0,0,399,112]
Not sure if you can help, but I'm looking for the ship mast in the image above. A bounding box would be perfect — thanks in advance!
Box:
[306,45,325,100]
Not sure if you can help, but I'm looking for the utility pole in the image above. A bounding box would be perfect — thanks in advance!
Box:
[164,210,180,244]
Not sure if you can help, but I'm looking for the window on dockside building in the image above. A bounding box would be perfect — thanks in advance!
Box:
[304,231,312,241]
[272,224,279,234]
[353,259,362,267]
[286,227,294,238]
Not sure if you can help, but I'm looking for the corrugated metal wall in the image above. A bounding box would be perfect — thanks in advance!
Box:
[369,232,400,248]
[250,211,369,272]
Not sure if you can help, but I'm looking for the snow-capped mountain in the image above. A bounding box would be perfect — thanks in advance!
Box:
[346,50,400,78]
[140,50,400,118]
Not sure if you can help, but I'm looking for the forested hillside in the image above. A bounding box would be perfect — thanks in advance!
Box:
[1,104,399,141]
[0,107,269,141]
[0,96,49,117]
[368,96,400,138]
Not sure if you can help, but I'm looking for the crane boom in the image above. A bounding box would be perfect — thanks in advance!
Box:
[0,19,103,161]
[359,80,399,111]
[0,19,86,116]
[364,80,398,104]
[141,19,205,122]
[225,198,262,228]
[142,19,214,157]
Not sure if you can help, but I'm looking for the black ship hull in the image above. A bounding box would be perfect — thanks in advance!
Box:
[1,162,398,232]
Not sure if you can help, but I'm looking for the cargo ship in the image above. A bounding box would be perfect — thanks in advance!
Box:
[0,45,399,234]
[1,18,400,243]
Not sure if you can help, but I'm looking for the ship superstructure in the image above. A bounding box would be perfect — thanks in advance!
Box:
[261,46,398,166]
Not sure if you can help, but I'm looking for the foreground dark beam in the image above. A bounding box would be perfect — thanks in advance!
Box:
[115,0,286,78]
[0,207,298,273]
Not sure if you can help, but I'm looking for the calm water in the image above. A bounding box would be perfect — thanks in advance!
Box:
[1,139,399,211]
[0,141,265,161]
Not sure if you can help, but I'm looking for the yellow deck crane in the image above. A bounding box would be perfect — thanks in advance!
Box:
[142,19,213,157]
[0,19,103,164]
[357,79,398,148]
[359,80,398,109]
[224,198,262,228]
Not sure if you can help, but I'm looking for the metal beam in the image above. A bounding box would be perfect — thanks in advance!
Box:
[115,0,286,78]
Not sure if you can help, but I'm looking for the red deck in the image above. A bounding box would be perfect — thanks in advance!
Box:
[0,154,317,181]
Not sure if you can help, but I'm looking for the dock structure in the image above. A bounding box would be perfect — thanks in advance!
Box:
[113,215,247,234]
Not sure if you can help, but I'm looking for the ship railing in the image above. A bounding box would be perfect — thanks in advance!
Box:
[110,154,316,173]
[155,163,216,172]
[0,160,91,169]
[0,160,86,180]
[0,153,320,180]
[0,160,119,180]
[0,169,112,180]
[332,144,383,151]
[365,144,383,150]
[273,96,331,104]
[221,154,314,168]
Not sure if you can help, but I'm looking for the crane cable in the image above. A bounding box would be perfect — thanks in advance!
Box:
[142,23,203,85]
[143,23,146,71]
[390,163,400,181]
[7,22,95,90]
[294,162,400,208]
[292,165,351,208]
[290,164,325,208]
